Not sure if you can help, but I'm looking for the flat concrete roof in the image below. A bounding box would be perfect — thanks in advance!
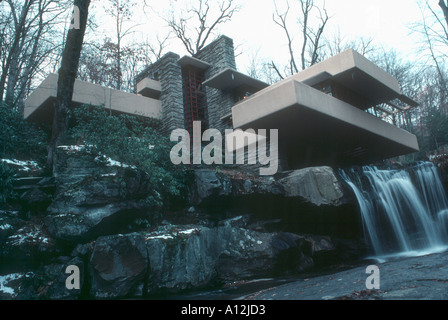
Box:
[232,78,419,168]
[301,71,333,87]
[177,55,211,70]
[291,49,419,109]
[24,74,162,125]
[203,68,269,91]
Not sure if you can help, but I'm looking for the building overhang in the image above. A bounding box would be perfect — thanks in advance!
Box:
[293,49,419,110]
[177,55,211,71]
[24,74,162,126]
[232,79,419,168]
[203,68,269,92]
[136,77,162,99]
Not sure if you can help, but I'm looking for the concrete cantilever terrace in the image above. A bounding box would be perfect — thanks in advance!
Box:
[231,49,419,169]
[24,73,162,126]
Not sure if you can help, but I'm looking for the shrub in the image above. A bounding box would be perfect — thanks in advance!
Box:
[70,104,189,209]
[0,103,48,165]
[0,161,16,205]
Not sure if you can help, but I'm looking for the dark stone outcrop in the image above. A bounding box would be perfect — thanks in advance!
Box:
[89,233,148,299]
[277,167,345,206]
[0,148,365,300]
[190,166,347,207]
[44,149,155,243]
[143,217,341,296]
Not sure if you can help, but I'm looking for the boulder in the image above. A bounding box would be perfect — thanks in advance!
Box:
[191,167,346,207]
[45,200,147,243]
[215,227,315,281]
[143,219,337,295]
[190,170,232,205]
[145,226,221,294]
[89,233,148,299]
[45,148,156,243]
[277,167,345,206]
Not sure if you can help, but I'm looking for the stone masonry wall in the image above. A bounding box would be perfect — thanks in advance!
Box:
[196,36,237,132]
[136,36,238,134]
[136,52,184,134]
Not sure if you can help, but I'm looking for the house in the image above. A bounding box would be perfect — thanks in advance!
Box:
[24,35,419,170]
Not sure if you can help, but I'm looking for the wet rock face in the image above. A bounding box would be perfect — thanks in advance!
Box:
[1,148,365,300]
[44,150,155,243]
[191,166,346,207]
[145,227,219,294]
[277,167,345,206]
[143,218,340,296]
[89,233,148,299]
[189,167,359,238]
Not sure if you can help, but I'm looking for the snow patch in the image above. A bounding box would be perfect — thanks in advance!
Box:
[94,156,135,169]
[8,227,49,246]
[145,234,175,240]
[0,223,12,231]
[100,173,117,177]
[178,228,199,235]
[57,145,86,152]
[0,210,19,217]
[145,227,201,241]
[0,273,23,296]
[1,159,40,172]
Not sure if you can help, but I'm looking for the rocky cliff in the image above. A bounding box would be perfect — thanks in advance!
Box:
[0,148,365,300]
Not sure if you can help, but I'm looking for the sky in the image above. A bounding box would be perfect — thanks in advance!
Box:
[226,0,424,70]
[96,0,429,73]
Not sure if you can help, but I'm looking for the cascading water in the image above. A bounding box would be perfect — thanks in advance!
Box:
[339,162,448,261]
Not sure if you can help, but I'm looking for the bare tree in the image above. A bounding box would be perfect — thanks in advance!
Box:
[245,48,282,85]
[0,0,35,105]
[146,32,171,62]
[48,0,90,171]
[270,0,329,79]
[164,0,240,56]
[411,0,448,108]
[324,29,377,58]
[0,0,72,111]
[272,1,298,76]
[103,0,138,90]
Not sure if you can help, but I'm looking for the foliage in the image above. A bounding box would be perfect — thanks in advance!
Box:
[0,161,16,205]
[424,108,448,150]
[70,105,189,209]
[0,103,48,165]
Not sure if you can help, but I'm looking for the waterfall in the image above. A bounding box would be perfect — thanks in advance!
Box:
[339,162,448,261]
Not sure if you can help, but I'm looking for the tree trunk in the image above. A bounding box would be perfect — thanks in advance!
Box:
[440,0,448,36]
[47,0,90,172]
